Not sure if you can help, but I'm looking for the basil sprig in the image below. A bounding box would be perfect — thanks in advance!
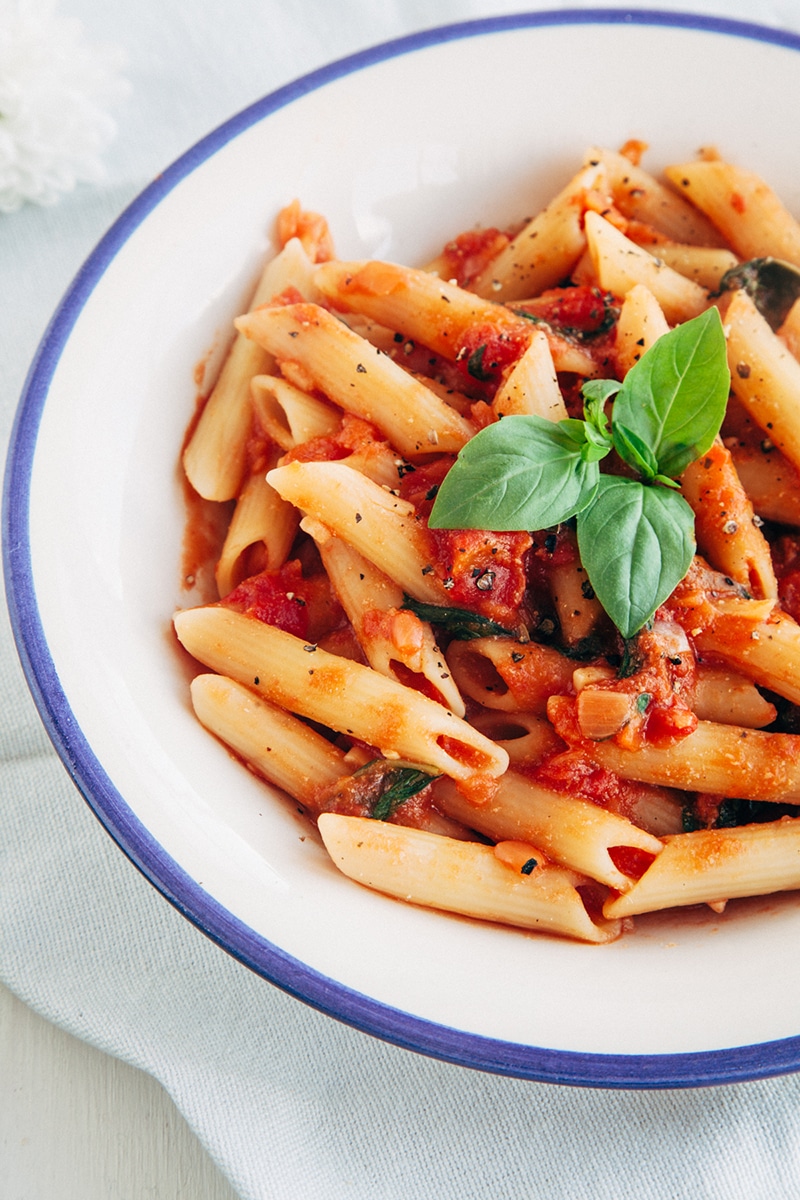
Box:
[352,759,441,821]
[428,308,730,639]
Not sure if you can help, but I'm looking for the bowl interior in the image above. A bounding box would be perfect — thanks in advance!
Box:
[9,11,800,1086]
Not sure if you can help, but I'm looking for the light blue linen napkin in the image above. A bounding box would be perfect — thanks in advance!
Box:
[4,2,800,1197]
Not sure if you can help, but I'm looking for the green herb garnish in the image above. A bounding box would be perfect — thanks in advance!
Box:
[429,308,730,639]
[401,595,516,640]
[352,759,441,821]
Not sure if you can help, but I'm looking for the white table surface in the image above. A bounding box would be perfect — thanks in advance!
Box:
[5,3,800,1199]
[0,981,239,1199]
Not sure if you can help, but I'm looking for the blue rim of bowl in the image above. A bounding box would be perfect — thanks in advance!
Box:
[6,7,800,1089]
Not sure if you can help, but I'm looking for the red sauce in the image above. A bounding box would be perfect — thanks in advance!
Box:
[452,323,530,390]
[438,228,510,288]
[223,559,345,643]
[514,285,616,337]
[772,534,800,622]
[429,527,532,626]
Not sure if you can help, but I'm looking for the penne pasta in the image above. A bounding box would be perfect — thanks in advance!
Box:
[548,695,800,804]
[648,243,738,290]
[680,438,777,600]
[313,258,530,359]
[613,283,669,377]
[664,157,800,266]
[318,813,622,943]
[309,523,466,716]
[584,210,709,323]
[236,302,474,457]
[432,771,664,893]
[183,236,319,501]
[471,161,608,301]
[604,820,800,918]
[491,329,566,421]
[267,460,448,605]
[190,673,349,807]
[725,288,800,476]
[215,454,299,598]
[249,374,340,451]
[584,145,727,246]
[174,605,508,789]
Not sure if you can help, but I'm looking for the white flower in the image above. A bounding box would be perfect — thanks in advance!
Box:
[0,0,128,213]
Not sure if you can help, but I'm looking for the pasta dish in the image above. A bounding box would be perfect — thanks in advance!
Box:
[174,142,800,944]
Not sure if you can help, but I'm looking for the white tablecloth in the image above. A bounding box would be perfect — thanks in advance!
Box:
[4,3,800,1197]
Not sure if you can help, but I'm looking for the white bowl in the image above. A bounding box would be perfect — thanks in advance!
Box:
[7,9,800,1088]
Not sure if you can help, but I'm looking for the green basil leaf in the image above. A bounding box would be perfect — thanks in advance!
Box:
[428,414,599,531]
[611,307,730,480]
[582,378,622,412]
[467,344,492,381]
[576,476,696,639]
[612,422,659,481]
[401,595,516,640]
[350,761,440,821]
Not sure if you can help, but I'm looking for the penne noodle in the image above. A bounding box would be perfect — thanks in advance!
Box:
[249,374,340,451]
[471,161,608,301]
[584,210,709,324]
[445,636,577,714]
[468,710,564,768]
[313,258,530,359]
[664,158,800,267]
[174,606,508,788]
[491,329,567,421]
[604,820,800,918]
[548,695,800,803]
[584,146,727,245]
[691,604,800,708]
[693,665,777,729]
[236,302,473,457]
[725,288,800,476]
[648,243,739,291]
[215,456,299,598]
[432,771,664,893]
[190,673,349,807]
[318,813,622,943]
[680,438,777,600]
[267,460,448,605]
[309,524,466,716]
[183,237,318,501]
[548,556,605,647]
[613,283,670,377]
[724,435,800,527]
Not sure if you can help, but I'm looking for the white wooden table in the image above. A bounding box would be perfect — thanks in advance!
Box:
[0,983,240,1199]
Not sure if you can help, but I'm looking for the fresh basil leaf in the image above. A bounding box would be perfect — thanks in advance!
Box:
[467,344,492,381]
[582,378,622,411]
[352,762,439,821]
[611,307,730,480]
[576,476,695,639]
[612,422,659,481]
[401,595,516,640]
[428,414,599,531]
